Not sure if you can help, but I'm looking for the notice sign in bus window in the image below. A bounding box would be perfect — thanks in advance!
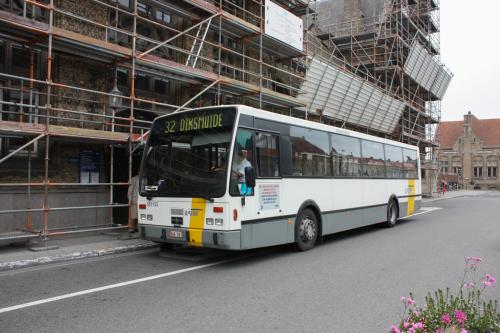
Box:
[258,184,280,210]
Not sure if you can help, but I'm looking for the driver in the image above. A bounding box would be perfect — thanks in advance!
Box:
[233,148,252,183]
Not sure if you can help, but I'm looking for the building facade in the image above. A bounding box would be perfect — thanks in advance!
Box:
[438,112,500,190]
[0,0,451,239]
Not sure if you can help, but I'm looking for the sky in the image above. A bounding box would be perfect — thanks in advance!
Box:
[440,0,500,121]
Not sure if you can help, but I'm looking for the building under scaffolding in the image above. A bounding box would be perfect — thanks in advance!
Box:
[0,0,451,241]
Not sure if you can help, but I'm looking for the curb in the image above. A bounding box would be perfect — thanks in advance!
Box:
[422,194,468,203]
[0,241,159,272]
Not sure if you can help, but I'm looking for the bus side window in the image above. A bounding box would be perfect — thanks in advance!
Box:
[255,132,279,177]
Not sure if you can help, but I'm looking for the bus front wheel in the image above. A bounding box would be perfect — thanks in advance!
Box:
[386,199,398,228]
[295,208,318,251]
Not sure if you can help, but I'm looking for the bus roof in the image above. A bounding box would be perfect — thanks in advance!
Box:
[157,105,419,151]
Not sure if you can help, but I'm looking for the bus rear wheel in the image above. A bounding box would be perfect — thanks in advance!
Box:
[295,208,318,251]
[386,199,398,228]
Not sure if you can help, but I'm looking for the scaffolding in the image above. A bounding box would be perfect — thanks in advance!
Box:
[0,0,308,241]
[311,0,452,152]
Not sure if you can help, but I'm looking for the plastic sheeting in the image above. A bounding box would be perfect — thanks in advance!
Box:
[300,57,405,134]
[404,41,453,99]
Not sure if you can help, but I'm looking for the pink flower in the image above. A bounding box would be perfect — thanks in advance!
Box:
[435,330,442,333]
[407,297,416,306]
[466,256,482,263]
[466,256,483,269]
[390,325,401,333]
[441,313,451,325]
[463,282,475,289]
[400,296,406,302]
[454,310,467,324]
[403,322,410,329]
[412,322,424,329]
[483,280,493,287]
[485,274,496,284]
[460,329,468,333]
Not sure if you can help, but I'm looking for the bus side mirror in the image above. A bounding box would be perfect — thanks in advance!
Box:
[244,166,256,188]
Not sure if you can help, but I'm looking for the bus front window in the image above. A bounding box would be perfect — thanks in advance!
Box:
[140,109,236,199]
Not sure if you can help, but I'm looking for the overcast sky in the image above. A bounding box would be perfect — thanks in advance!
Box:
[440,0,500,121]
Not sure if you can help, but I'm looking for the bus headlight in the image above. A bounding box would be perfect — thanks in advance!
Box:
[206,218,214,225]
[147,214,153,221]
[140,214,146,221]
[215,218,223,226]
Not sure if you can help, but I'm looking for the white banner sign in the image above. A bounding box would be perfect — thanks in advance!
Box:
[264,0,303,51]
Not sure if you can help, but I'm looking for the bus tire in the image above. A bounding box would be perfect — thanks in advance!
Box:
[295,208,318,251]
[385,199,398,228]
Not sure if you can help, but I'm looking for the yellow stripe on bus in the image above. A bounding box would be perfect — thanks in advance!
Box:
[407,179,415,216]
[188,198,206,247]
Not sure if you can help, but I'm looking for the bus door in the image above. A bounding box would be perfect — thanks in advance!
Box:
[230,129,281,220]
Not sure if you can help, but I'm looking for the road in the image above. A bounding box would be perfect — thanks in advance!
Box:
[1,192,499,333]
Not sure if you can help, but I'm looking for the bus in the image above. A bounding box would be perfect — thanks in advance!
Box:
[138,105,421,251]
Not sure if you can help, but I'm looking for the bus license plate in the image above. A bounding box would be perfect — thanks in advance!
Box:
[168,230,183,239]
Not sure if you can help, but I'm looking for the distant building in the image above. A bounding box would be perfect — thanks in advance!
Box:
[438,112,500,190]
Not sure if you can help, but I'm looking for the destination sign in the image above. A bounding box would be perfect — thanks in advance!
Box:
[153,108,236,136]
[164,113,223,134]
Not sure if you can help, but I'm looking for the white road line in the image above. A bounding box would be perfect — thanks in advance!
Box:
[400,207,442,220]
[0,258,231,314]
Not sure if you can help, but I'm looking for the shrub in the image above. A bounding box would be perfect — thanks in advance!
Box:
[390,257,500,333]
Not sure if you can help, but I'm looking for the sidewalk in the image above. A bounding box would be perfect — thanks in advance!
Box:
[422,189,490,203]
[0,231,158,272]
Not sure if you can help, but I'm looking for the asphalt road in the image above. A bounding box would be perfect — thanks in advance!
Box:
[1,192,499,333]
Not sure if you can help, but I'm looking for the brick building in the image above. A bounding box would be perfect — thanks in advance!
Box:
[438,112,500,190]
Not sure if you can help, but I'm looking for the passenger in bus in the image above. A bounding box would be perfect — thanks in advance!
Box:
[231,147,253,195]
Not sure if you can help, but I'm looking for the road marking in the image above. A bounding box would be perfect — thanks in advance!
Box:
[400,207,441,220]
[0,258,231,314]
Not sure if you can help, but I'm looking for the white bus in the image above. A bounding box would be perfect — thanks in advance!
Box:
[138,105,421,251]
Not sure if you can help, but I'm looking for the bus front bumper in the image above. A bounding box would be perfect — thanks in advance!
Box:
[140,224,242,250]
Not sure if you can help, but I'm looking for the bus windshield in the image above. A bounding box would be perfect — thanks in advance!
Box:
[140,108,236,199]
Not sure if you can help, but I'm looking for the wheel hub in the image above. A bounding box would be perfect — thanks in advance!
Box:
[300,217,316,241]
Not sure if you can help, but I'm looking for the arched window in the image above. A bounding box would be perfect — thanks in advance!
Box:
[486,156,498,178]
[472,156,484,178]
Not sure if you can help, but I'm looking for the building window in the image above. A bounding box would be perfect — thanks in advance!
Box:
[154,79,168,94]
[473,167,483,178]
[135,74,149,90]
[155,9,171,24]
[452,167,462,176]
[117,69,128,87]
[487,167,497,178]
[137,1,152,17]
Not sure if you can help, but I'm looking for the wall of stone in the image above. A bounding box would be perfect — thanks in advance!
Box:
[54,0,107,40]
[53,56,108,129]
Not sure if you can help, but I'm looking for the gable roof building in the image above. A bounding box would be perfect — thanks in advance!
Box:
[437,112,500,190]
